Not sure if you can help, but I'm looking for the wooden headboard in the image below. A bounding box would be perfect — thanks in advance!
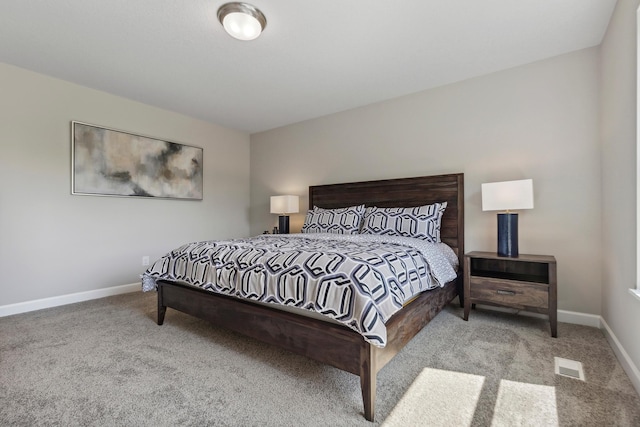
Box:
[308,173,465,268]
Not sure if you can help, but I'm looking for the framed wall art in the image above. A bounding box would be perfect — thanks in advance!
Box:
[71,121,203,200]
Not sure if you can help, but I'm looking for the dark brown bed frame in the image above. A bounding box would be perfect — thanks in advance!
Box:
[156,173,464,421]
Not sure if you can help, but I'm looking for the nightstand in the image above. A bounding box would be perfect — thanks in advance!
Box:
[463,251,557,337]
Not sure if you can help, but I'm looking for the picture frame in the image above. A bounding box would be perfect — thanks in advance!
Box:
[71,121,203,200]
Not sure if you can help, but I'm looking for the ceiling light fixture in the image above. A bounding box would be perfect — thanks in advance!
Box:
[217,2,267,41]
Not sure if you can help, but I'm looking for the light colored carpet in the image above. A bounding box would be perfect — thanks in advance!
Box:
[1,291,639,426]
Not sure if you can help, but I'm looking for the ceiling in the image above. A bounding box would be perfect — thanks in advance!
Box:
[0,1,617,134]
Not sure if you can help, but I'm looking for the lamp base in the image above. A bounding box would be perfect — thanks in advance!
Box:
[497,213,518,257]
[278,215,290,234]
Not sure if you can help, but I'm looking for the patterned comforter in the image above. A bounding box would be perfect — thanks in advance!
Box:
[141,233,458,348]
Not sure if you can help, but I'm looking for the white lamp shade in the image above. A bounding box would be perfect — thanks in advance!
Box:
[270,195,299,214]
[481,179,534,211]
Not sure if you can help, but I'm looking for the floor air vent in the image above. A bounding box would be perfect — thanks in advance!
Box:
[554,357,585,381]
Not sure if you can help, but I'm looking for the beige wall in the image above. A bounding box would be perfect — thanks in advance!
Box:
[0,63,251,306]
[600,0,640,383]
[251,47,602,315]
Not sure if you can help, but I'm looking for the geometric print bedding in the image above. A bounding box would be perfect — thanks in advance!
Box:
[360,202,447,243]
[301,205,365,234]
[141,233,457,348]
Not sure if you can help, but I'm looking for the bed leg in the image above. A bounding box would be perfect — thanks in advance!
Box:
[158,305,166,325]
[360,344,376,422]
[457,275,465,308]
[157,285,166,326]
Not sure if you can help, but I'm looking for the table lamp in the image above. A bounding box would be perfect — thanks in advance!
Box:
[270,195,299,234]
[481,179,534,257]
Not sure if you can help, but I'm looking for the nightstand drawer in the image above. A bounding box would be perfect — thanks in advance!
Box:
[469,277,549,309]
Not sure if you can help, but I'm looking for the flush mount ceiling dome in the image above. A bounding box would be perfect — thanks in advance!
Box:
[217,2,267,41]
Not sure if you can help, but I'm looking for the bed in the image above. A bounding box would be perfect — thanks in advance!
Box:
[143,173,464,421]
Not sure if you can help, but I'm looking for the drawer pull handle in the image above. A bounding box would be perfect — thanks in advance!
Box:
[497,289,516,296]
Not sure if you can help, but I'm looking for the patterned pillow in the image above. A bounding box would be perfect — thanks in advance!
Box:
[360,202,447,242]
[301,205,365,234]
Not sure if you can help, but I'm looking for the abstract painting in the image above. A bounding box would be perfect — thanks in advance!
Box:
[71,121,203,200]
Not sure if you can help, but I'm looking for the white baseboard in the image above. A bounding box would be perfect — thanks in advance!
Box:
[557,309,602,328]
[600,317,640,397]
[0,283,140,317]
